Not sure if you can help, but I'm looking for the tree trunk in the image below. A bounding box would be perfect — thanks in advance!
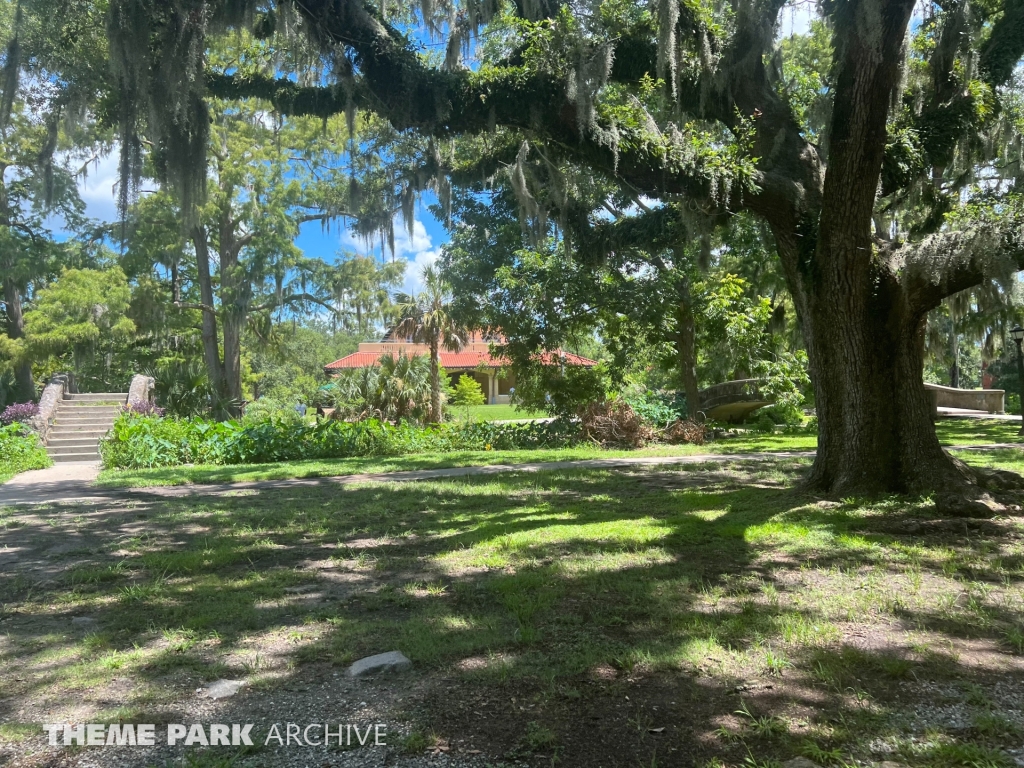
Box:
[218,225,246,417]
[429,336,441,423]
[221,310,243,410]
[674,286,700,420]
[802,267,967,495]
[2,277,34,402]
[950,320,960,388]
[191,226,227,410]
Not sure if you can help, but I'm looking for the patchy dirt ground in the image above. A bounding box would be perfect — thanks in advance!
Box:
[1,461,1022,767]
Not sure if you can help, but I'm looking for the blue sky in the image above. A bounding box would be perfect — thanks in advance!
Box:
[72,151,450,295]
[64,1,823,291]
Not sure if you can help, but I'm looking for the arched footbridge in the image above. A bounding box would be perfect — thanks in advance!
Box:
[697,379,1007,424]
[697,379,772,423]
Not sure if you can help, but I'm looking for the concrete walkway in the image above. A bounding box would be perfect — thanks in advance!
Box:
[0,460,105,505]
[937,407,1023,421]
[0,452,812,505]
[2,444,1023,506]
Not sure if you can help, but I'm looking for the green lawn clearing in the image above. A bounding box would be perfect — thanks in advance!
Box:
[454,403,547,421]
[95,433,821,488]
[95,418,1023,489]
[3,453,1022,766]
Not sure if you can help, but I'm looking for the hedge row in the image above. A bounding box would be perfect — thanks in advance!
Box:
[99,414,583,469]
[0,423,51,482]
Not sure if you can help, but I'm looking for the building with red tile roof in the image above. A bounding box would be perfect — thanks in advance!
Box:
[324,330,597,404]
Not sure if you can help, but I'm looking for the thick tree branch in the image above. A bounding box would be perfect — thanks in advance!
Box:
[898,217,1024,315]
[980,0,1024,85]
[250,292,337,314]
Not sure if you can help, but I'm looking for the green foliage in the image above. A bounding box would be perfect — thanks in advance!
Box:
[510,359,614,419]
[754,402,805,426]
[13,267,137,391]
[241,396,307,426]
[99,414,239,469]
[328,352,434,424]
[99,412,582,470]
[0,422,51,482]
[151,357,214,417]
[624,390,688,427]
[452,375,486,407]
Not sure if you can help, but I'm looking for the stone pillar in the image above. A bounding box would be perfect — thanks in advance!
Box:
[487,372,496,404]
[128,374,156,407]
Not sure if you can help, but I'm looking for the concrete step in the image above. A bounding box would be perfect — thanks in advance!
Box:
[46,443,105,456]
[54,417,118,425]
[58,403,122,412]
[52,421,116,429]
[65,393,128,403]
[54,411,119,417]
[50,426,109,435]
[49,450,100,462]
[47,437,103,449]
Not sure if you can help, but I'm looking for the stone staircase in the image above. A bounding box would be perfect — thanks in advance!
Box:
[46,393,127,463]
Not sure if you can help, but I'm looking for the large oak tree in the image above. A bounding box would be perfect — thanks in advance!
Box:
[86,0,1024,498]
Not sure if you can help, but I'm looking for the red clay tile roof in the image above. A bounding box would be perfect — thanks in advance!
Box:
[325,349,597,371]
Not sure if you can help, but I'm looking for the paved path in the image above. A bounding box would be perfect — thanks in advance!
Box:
[2,444,1023,506]
[937,407,1023,421]
[0,452,817,505]
[0,460,105,505]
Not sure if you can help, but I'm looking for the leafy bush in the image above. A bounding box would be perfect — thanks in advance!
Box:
[100,414,240,469]
[123,401,166,417]
[624,391,688,427]
[1,402,39,425]
[241,397,306,425]
[452,376,486,407]
[0,423,51,481]
[753,402,804,426]
[100,411,583,469]
[328,352,434,424]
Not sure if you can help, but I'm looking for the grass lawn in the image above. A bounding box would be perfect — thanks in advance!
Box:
[0,442,52,485]
[1,454,1022,767]
[95,435,820,488]
[455,403,548,421]
[95,417,1024,489]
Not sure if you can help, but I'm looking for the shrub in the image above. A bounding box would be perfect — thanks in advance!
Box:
[100,413,240,469]
[329,352,433,424]
[751,412,776,433]
[99,411,584,470]
[624,391,688,427]
[0,422,51,481]
[754,402,804,426]
[123,401,166,417]
[452,376,486,407]
[1,402,39,426]
[241,397,305,425]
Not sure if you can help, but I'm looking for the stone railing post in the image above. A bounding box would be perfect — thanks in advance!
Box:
[28,372,75,444]
[127,374,156,408]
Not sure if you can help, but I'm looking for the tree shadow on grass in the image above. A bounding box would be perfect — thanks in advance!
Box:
[0,462,1021,767]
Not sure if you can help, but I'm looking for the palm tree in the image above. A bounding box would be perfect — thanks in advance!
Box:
[393,267,469,423]
[330,352,432,423]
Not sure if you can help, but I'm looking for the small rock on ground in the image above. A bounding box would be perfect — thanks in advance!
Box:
[782,759,822,768]
[347,650,412,677]
[199,679,246,699]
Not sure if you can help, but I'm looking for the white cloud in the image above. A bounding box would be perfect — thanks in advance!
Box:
[76,150,121,223]
[341,217,441,295]
[401,248,441,295]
